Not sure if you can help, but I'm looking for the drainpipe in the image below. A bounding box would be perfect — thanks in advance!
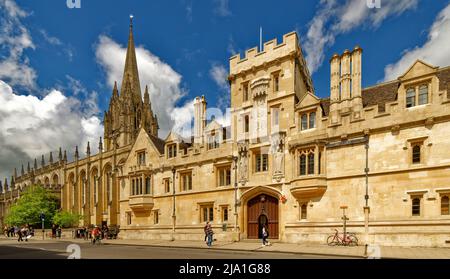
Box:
[233,156,238,232]
[364,135,370,245]
[171,167,176,237]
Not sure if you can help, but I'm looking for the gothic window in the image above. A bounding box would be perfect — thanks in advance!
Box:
[94,175,98,204]
[300,203,307,220]
[406,88,416,108]
[180,172,192,191]
[217,166,231,186]
[137,151,146,166]
[301,114,308,130]
[208,131,220,150]
[167,144,177,158]
[308,153,315,175]
[201,205,214,222]
[273,73,280,92]
[301,111,317,130]
[299,154,306,176]
[243,82,249,102]
[164,178,170,193]
[412,145,421,164]
[244,115,249,133]
[255,153,268,172]
[412,197,421,216]
[154,210,159,224]
[309,112,316,128]
[131,179,135,196]
[441,196,449,215]
[318,152,322,174]
[419,85,428,105]
[221,206,229,222]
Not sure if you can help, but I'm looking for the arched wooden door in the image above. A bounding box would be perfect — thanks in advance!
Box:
[247,194,279,239]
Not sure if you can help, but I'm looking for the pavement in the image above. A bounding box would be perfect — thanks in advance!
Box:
[1,235,450,259]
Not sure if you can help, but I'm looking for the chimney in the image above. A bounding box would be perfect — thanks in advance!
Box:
[194,95,207,145]
[330,53,340,124]
[351,46,363,118]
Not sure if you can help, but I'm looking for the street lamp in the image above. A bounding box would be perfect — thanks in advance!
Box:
[171,167,176,234]
[233,156,238,232]
[39,212,45,240]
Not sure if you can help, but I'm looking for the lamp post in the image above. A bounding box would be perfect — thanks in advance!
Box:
[40,212,45,240]
[171,167,176,234]
[233,156,238,232]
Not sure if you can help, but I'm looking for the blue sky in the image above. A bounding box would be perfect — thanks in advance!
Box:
[0,0,450,181]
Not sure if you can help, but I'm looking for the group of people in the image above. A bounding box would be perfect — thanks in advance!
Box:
[3,224,35,242]
[203,222,271,247]
[73,224,112,244]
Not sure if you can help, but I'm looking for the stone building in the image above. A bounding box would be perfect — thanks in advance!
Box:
[1,20,450,247]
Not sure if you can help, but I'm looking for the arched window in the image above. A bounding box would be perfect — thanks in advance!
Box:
[412,145,421,164]
[441,196,449,215]
[412,197,421,216]
[300,203,307,220]
[308,152,315,175]
[419,85,428,105]
[299,154,306,176]
[406,88,415,108]
[132,179,135,196]
[139,177,143,195]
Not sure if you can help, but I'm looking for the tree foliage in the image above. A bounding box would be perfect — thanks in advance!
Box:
[53,211,82,228]
[4,185,59,227]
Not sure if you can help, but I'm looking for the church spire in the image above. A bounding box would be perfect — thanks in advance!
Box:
[120,15,141,100]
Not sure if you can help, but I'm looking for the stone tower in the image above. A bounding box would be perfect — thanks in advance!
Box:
[103,17,159,151]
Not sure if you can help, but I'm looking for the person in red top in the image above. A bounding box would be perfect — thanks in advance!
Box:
[92,226,101,245]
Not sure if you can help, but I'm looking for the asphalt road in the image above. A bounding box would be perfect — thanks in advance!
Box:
[0,239,352,259]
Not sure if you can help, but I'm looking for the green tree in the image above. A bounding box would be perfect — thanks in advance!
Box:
[5,185,59,227]
[53,211,82,228]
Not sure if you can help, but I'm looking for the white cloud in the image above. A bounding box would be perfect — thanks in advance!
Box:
[214,0,232,17]
[170,99,195,139]
[0,0,37,89]
[209,63,229,90]
[0,80,103,180]
[383,3,450,80]
[95,35,188,138]
[40,29,62,46]
[303,0,418,74]
[209,63,230,109]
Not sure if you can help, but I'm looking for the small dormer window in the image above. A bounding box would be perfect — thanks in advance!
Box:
[208,130,219,150]
[406,88,415,108]
[137,151,146,166]
[406,84,429,108]
[167,144,177,158]
[300,111,316,131]
[419,85,428,105]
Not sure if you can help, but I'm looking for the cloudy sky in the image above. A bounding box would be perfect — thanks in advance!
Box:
[0,0,449,182]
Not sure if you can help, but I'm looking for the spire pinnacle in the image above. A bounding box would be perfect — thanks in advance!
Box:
[120,15,141,100]
[144,85,150,104]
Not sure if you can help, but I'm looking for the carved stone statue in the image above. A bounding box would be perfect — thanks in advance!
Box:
[238,153,248,182]
[273,145,284,176]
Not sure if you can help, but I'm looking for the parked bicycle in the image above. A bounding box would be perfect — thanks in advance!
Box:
[327,229,358,246]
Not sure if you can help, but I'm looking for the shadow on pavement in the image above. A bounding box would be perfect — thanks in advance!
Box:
[0,245,67,259]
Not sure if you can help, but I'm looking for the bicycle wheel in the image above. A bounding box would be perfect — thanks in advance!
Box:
[327,235,338,246]
[348,235,358,246]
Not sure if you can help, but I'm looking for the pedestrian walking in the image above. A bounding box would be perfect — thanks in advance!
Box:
[261,225,269,246]
[17,227,23,242]
[57,225,62,238]
[204,222,214,247]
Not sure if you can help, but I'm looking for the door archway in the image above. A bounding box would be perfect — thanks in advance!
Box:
[247,194,279,239]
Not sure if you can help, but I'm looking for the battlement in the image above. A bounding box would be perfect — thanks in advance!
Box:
[229,31,299,75]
